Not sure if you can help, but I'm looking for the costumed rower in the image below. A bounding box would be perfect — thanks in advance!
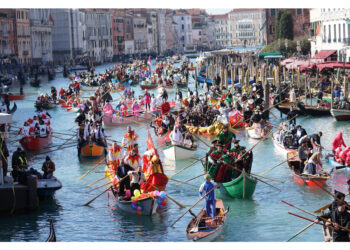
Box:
[199,174,218,217]
[124,148,142,170]
[121,126,138,152]
[218,125,235,151]
[107,142,123,171]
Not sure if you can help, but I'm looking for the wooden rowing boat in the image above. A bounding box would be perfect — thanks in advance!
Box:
[287,152,330,187]
[272,132,298,153]
[112,192,158,216]
[79,141,106,158]
[20,135,52,151]
[163,144,196,161]
[246,123,272,140]
[140,84,157,90]
[110,86,126,93]
[35,101,58,110]
[330,108,350,121]
[1,93,25,100]
[186,199,228,242]
[219,170,257,199]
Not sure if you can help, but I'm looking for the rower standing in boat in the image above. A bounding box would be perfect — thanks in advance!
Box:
[315,201,350,242]
[297,140,311,173]
[122,126,138,152]
[328,191,349,213]
[218,125,235,151]
[287,106,298,128]
[42,156,55,179]
[309,132,324,153]
[199,174,218,218]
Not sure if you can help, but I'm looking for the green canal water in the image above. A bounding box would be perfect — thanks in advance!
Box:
[0,61,349,242]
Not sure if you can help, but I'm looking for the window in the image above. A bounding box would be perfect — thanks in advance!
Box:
[297,9,302,15]
[334,24,336,42]
[182,24,184,30]
[271,9,276,16]
[328,24,331,42]
[339,23,341,42]
[343,23,346,41]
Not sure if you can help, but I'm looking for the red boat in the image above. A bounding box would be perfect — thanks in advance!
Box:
[1,93,25,100]
[140,84,158,90]
[20,135,53,151]
[287,152,329,187]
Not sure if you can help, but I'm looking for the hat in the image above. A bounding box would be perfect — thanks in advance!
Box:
[335,201,346,207]
[211,139,218,145]
[233,140,240,144]
[334,190,345,199]
[204,174,211,180]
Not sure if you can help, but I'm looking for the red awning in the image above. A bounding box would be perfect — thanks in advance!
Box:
[316,61,350,71]
[312,50,336,59]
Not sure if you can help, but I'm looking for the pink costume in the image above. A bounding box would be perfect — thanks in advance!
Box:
[335,146,343,162]
[103,103,114,116]
[339,146,350,164]
[132,103,140,116]
[121,104,127,116]
[144,94,151,105]
[332,132,346,151]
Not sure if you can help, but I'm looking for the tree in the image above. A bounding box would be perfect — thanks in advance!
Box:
[275,10,294,40]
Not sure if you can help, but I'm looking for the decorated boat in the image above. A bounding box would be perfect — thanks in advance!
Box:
[19,135,53,151]
[1,93,25,100]
[103,112,153,126]
[229,111,244,128]
[163,144,196,161]
[272,132,298,153]
[246,123,272,140]
[287,152,330,187]
[185,121,224,137]
[110,86,126,93]
[79,141,106,158]
[140,83,158,90]
[330,108,350,121]
[186,199,228,242]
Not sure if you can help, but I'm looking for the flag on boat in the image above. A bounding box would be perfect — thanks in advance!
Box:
[147,56,152,73]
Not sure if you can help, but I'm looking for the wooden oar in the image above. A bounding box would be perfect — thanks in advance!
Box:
[168,178,198,188]
[32,144,77,156]
[312,181,350,210]
[314,193,350,213]
[78,158,106,180]
[282,200,350,233]
[171,155,206,178]
[286,221,317,242]
[175,173,206,186]
[84,186,111,206]
[86,175,108,187]
[170,185,217,227]
[88,181,113,193]
[258,157,296,176]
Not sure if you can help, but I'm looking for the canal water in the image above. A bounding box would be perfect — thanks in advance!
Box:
[0,60,349,242]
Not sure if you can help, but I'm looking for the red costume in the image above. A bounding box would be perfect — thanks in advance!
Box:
[160,102,170,115]
[332,132,346,151]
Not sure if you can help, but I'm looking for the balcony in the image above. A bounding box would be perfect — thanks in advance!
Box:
[328,38,331,43]
[23,50,29,56]
[344,38,350,46]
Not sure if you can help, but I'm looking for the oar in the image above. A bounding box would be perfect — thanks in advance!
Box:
[168,177,198,188]
[86,175,108,187]
[84,186,111,206]
[32,144,77,156]
[171,155,206,178]
[314,193,350,213]
[312,181,350,210]
[169,185,217,227]
[286,221,317,242]
[175,173,206,186]
[282,200,350,233]
[88,181,113,193]
[258,157,295,176]
[78,158,106,180]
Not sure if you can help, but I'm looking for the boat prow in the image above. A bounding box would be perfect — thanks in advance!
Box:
[37,177,62,199]
[220,170,257,199]
[163,144,196,161]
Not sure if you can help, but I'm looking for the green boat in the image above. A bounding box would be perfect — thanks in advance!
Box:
[219,170,257,199]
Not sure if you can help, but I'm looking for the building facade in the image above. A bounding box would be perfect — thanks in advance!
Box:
[310,8,350,62]
[15,9,32,64]
[266,8,310,44]
[0,10,16,58]
[111,9,126,57]
[229,9,266,47]
[133,14,148,55]
[29,9,53,64]
[85,10,113,63]
[173,10,193,53]
[213,14,230,48]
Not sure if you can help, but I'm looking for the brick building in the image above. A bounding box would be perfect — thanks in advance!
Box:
[266,8,310,44]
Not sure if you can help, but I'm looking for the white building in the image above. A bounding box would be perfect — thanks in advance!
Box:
[310,8,350,62]
[51,9,87,63]
[206,16,216,50]
[173,10,193,53]
[213,14,231,48]
[157,9,167,55]
[29,9,53,64]
[85,10,113,63]
[229,9,266,46]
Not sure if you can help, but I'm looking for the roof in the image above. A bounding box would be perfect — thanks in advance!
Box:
[312,50,336,59]
[230,9,263,13]
[258,52,283,58]
[212,14,228,19]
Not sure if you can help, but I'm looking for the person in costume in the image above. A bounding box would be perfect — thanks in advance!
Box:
[199,174,218,217]
[121,126,138,152]
[124,148,142,170]
[107,142,123,171]
[218,125,235,151]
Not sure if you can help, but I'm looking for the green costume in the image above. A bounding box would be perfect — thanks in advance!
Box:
[218,130,234,150]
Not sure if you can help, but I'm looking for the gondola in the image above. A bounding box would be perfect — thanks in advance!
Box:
[140,83,158,90]
[330,108,350,121]
[287,151,330,187]
[297,102,331,116]
[103,112,153,126]
[9,102,17,114]
[46,219,57,242]
[272,132,298,153]
[35,101,58,110]
[186,199,228,242]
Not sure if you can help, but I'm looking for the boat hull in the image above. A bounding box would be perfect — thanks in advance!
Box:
[163,144,196,161]
[220,171,257,199]
[1,94,25,100]
[20,135,52,151]
[330,109,350,121]
[140,84,157,90]
[37,177,62,199]
[272,137,298,153]
[113,194,158,216]
[103,113,152,126]
[80,142,106,158]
